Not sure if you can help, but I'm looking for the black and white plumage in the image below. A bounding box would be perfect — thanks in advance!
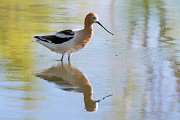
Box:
[35,29,79,61]
[34,30,75,44]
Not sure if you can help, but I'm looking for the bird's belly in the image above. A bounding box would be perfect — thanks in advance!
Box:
[55,40,75,53]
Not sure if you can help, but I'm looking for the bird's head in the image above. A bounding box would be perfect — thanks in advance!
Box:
[85,12,113,35]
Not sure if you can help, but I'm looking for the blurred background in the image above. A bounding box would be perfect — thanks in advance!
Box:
[0,0,180,120]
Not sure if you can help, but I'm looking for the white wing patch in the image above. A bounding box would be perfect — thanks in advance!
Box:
[36,36,53,44]
[54,33,73,38]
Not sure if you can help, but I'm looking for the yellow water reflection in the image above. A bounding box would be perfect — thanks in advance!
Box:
[0,1,54,114]
[0,0,57,84]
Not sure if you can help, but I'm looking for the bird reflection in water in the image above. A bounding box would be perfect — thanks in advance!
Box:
[36,62,112,112]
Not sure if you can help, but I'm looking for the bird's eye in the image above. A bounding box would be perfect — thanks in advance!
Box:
[92,16,96,19]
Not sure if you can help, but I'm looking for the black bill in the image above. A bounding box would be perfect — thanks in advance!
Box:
[96,21,113,35]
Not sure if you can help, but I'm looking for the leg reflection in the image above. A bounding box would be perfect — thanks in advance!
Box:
[36,62,101,112]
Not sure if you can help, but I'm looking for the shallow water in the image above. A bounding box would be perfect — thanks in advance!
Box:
[0,0,180,120]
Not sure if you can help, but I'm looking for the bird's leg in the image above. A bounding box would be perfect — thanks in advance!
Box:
[68,60,72,66]
[68,54,71,61]
[61,60,64,67]
[61,54,64,61]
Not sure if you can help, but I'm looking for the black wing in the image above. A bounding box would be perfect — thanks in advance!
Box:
[34,29,75,44]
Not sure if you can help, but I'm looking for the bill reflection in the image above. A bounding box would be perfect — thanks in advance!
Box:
[36,62,107,112]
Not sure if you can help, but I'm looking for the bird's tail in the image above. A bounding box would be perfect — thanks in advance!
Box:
[34,36,41,40]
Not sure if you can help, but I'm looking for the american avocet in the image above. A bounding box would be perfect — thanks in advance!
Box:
[34,12,113,61]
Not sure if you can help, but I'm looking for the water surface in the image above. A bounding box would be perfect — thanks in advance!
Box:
[0,0,180,120]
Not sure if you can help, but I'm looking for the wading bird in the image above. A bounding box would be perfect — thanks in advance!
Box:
[34,12,113,61]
